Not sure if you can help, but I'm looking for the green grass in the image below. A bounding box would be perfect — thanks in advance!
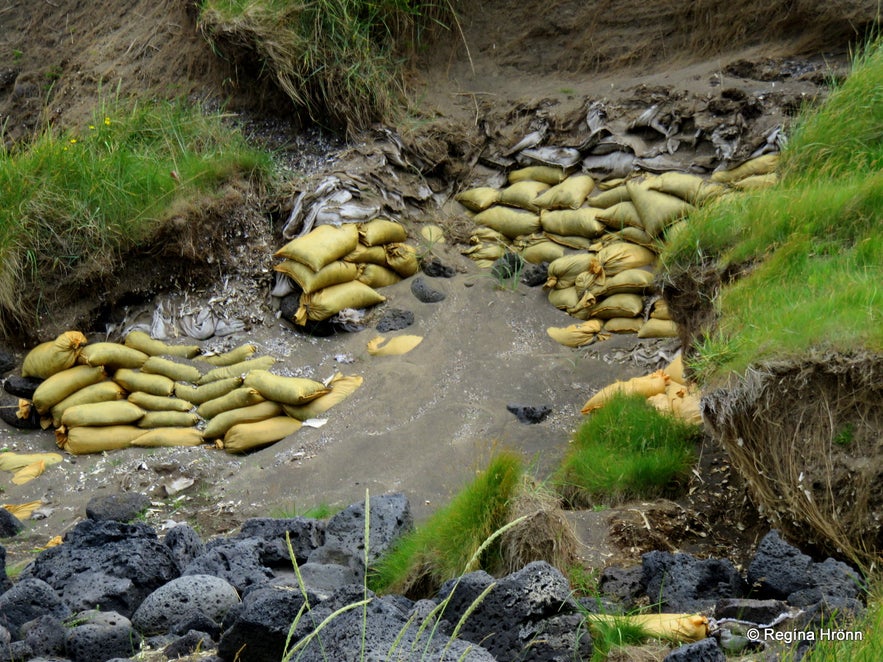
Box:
[270,502,340,520]
[661,38,883,382]
[555,394,699,507]
[585,615,653,662]
[368,451,523,597]
[197,0,461,133]
[0,98,271,336]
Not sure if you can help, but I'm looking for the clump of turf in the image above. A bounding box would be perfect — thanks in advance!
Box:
[555,393,699,508]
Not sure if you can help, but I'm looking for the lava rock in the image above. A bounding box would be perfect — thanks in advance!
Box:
[747,530,815,599]
[169,610,223,640]
[642,550,746,612]
[0,390,40,430]
[0,578,70,638]
[0,547,10,595]
[520,261,549,287]
[19,520,180,618]
[438,561,584,661]
[132,574,240,636]
[2,375,42,399]
[598,565,645,607]
[237,516,325,566]
[491,252,525,282]
[664,637,726,661]
[0,510,22,539]
[421,256,456,278]
[0,640,32,662]
[375,308,415,332]
[86,492,150,522]
[20,615,66,657]
[164,523,205,569]
[410,277,446,303]
[0,348,15,375]
[307,493,412,581]
[182,538,273,594]
[163,629,216,660]
[506,403,552,424]
[296,562,360,600]
[217,586,313,662]
[64,612,142,662]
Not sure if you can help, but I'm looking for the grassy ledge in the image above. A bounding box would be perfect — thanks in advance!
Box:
[197,0,461,133]
[0,99,272,337]
[554,393,700,508]
[660,38,882,382]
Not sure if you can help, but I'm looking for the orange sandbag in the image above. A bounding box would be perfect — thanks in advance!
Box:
[581,371,669,414]
[22,331,88,379]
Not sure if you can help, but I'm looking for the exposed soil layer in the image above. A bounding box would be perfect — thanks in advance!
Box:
[1,0,878,581]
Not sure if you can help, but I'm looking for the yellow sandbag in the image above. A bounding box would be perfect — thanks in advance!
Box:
[515,234,565,264]
[197,355,276,385]
[243,370,330,406]
[133,426,204,445]
[610,226,656,248]
[663,354,686,385]
[420,224,446,245]
[366,335,424,356]
[463,242,507,262]
[470,226,509,244]
[61,400,145,428]
[603,317,644,334]
[733,172,779,190]
[128,391,194,412]
[648,172,725,205]
[647,392,673,413]
[282,374,363,420]
[385,243,419,277]
[3,501,44,520]
[547,286,580,311]
[668,384,703,425]
[50,381,127,427]
[546,320,604,347]
[473,207,541,240]
[539,208,606,238]
[499,180,550,211]
[274,223,360,271]
[581,371,669,413]
[124,331,200,358]
[627,180,694,237]
[357,264,402,288]
[592,268,655,297]
[275,259,360,294]
[508,165,568,185]
[202,401,283,439]
[114,368,175,397]
[137,411,200,428]
[533,174,595,210]
[596,241,657,276]
[175,376,243,405]
[587,613,708,643]
[0,452,63,473]
[544,254,596,289]
[343,244,389,265]
[544,233,596,250]
[22,331,88,379]
[454,187,502,212]
[141,356,204,384]
[78,342,149,370]
[11,461,47,485]
[197,387,266,419]
[589,293,644,319]
[587,184,630,208]
[221,416,303,453]
[199,344,258,367]
[57,425,144,454]
[650,299,671,320]
[295,282,386,325]
[638,318,679,338]
[358,218,408,246]
[711,153,779,183]
[596,201,642,230]
[33,365,108,415]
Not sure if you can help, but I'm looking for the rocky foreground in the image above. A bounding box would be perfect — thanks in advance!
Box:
[0,492,865,662]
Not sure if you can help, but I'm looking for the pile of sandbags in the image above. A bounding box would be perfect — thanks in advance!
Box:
[273,219,418,325]
[580,354,702,425]
[460,155,780,346]
[9,330,362,455]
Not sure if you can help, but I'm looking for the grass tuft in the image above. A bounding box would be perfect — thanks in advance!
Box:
[368,450,523,598]
[555,394,699,507]
[0,98,271,338]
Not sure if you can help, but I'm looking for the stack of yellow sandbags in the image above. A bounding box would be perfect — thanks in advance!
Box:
[274,219,418,325]
[13,330,363,456]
